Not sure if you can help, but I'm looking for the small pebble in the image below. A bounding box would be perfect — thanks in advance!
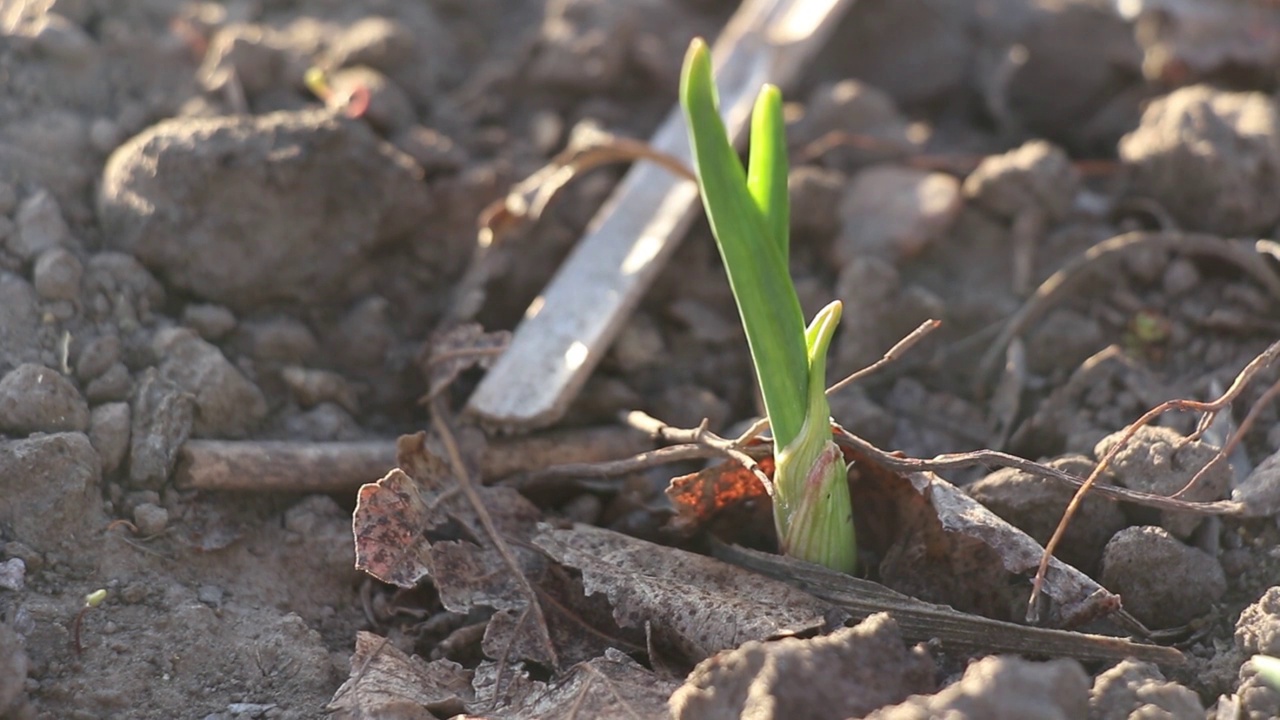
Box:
[132,503,169,536]
[1161,257,1200,296]
[85,363,133,404]
[197,585,224,607]
[0,181,17,215]
[12,189,70,260]
[0,558,25,591]
[33,248,83,301]
[76,334,121,382]
[89,402,131,474]
[182,304,237,340]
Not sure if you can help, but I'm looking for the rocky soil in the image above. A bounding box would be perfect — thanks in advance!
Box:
[3,0,1280,718]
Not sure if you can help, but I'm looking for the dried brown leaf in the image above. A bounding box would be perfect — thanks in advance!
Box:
[471,650,678,720]
[421,323,511,400]
[534,524,830,662]
[666,455,774,545]
[327,631,473,719]
[353,433,557,666]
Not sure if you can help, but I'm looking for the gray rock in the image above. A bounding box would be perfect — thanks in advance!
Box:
[0,432,103,551]
[0,623,29,717]
[1088,659,1203,720]
[866,655,1088,720]
[0,558,23,591]
[791,79,913,152]
[835,166,961,264]
[967,455,1125,574]
[280,366,358,414]
[75,334,121,382]
[1100,526,1225,629]
[0,181,16,215]
[963,140,1079,222]
[1236,586,1280,657]
[89,401,130,474]
[1119,86,1280,235]
[11,188,70,260]
[0,272,42,374]
[97,109,433,311]
[84,362,132,404]
[154,327,266,438]
[83,252,164,327]
[788,166,845,244]
[1233,448,1280,518]
[1095,425,1231,538]
[0,363,90,434]
[132,502,169,536]
[128,370,194,489]
[32,247,83,301]
[820,0,974,107]
[181,303,237,341]
[235,317,318,365]
[671,614,935,720]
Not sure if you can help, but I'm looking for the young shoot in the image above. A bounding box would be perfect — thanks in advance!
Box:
[679,38,856,573]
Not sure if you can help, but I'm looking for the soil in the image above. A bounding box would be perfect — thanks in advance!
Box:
[3,0,1280,719]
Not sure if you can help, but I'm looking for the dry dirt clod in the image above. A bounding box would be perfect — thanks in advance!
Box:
[97,109,432,311]
[966,455,1125,574]
[1236,586,1280,658]
[1100,526,1225,630]
[834,165,961,264]
[1094,425,1231,538]
[1088,659,1204,720]
[963,140,1079,223]
[1119,85,1280,235]
[669,613,935,720]
[865,655,1090,720]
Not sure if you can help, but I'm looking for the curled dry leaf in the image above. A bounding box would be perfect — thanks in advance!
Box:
[327,631,473,719]
[669,613,935,720]
[352,432,557,665]
[420,323,511,401]
[666,454,774,546]
[471,649,679,720]
[533,524,831,662]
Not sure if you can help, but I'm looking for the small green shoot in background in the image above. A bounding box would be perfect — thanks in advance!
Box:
[679,38,856,573]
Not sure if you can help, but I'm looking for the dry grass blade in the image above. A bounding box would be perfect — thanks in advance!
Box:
[713,541,1183,666]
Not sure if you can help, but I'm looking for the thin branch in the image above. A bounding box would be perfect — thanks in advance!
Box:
[826,319,941,397]
[428,398,558,668]
[623,411,775,496]
[1027,339,1280,620]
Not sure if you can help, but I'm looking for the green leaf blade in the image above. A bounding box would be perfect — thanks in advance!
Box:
[680,38,808,448]
[747,84,790,263]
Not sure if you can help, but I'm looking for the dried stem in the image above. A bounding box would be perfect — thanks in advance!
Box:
[1027,339,1280,620]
